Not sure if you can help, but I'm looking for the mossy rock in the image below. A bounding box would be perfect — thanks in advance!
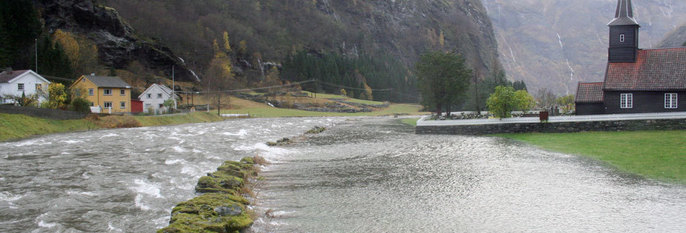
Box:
[239,157,254,165]
[216,161,251,178]
[158,193,252,233]
[195,173,244,194]
[305,126,326,134]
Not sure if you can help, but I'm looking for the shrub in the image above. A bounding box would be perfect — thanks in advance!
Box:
[70,98,91,113]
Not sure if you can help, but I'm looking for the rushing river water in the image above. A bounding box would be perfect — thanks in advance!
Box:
[1,117,685,232]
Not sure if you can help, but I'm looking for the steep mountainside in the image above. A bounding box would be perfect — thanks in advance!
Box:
[657,23,686,48]
[35,0,198,81]
[106,0,502,85]
[482,0,686,95]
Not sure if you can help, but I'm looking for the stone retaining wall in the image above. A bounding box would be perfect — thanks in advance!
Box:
[0,105,87,120]
[416,118,686,135]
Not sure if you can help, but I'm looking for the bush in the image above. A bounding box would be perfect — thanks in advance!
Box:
[70,98,91,113]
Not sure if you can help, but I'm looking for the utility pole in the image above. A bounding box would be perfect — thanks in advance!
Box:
[35,38,38,73]
[172,65,177,109]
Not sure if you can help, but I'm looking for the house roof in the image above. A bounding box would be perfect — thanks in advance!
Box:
[608,0,639,26]
[83,75,131,88]
[0,70,29,83]
[575,82,605,103]
[138,83,177,99]
[604,48,686,91]
[0,70,50,83]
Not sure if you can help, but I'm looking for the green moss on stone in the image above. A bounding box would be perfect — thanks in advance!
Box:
[160,157,259,233]
[158,193,252,233]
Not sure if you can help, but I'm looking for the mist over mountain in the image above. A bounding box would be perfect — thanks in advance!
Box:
[482,0,686,95]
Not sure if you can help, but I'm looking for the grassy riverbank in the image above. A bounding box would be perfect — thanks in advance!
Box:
[498,130,686,184]
[0,112,224,142]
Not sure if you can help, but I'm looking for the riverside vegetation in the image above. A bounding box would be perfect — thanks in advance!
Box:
[158,156,264,233]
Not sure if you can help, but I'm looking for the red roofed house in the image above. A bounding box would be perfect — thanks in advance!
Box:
[575,0,686,115]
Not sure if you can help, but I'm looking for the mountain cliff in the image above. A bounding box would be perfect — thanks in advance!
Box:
[105,0,502,86]
[35,0,198,81]
[482,0,686,95]
[657,23,686,48]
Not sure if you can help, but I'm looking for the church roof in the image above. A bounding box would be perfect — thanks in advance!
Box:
[608,0,639,26]
[575,82,604,103]
[604,48,686,91]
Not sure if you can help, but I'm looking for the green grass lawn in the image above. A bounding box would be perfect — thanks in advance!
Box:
[498,130,686,184]
[0,112,225,142]
[301,91,385,105]
[134,112,224,126]
[0,113,99,141]
[400,117,420,126]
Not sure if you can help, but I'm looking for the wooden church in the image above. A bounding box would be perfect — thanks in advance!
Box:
[575,0,686,115]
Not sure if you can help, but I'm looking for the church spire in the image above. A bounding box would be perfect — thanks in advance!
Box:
[609,0,639,26]
[607,0,640,63]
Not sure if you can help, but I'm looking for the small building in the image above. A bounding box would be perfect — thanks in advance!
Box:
[71,74,132,113]
[575,0,686,114]
[575,82,605,115]
[0,69,51,104]
[131,100,143,113]
[139,83,178,114]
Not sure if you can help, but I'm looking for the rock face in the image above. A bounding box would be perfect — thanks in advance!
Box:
[482,0,686,94]
[36,0,198,81]
[658,24,686,48]
[106,0,502,80]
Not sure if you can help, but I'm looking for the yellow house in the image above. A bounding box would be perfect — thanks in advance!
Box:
[70,75,132,113]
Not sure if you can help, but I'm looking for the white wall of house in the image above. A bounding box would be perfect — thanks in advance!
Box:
[0,71,50,104]
[139,84,177,114]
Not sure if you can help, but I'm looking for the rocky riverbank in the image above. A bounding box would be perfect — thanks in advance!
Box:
[157,156,263,233]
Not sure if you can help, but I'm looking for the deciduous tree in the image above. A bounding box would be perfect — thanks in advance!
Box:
[416,51,472,116]
[486,85,516,119]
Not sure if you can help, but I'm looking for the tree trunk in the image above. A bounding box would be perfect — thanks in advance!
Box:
[436,102,442,117]
[446,102,451,118]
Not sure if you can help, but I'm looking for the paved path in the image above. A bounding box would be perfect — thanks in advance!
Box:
[417,112,686,126]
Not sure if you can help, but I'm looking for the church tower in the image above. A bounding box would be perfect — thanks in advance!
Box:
[608,0,640,63]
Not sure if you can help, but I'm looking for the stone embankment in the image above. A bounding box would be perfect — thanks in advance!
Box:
[158,156,261,233]
[416,112,686,135]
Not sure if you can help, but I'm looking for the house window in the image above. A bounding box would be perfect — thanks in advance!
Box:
[18,83,24,91]
[620,93,633,109]
[120,89,126,96]
[157,93,163,99]
[89,88,94,96]
[104,89,112,96]
[665,93,678,109]
[147,94,152,99]
[104,101,113,108]
[120,101,126,109]
[619,34,625,43]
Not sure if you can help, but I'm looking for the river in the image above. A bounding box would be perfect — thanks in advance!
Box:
[1,117,684,232]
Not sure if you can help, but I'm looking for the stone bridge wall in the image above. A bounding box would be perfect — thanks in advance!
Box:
[416,118,686,135]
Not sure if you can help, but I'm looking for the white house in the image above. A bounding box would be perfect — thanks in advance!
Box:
[139,83,178,113]
[0,69,51,104]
